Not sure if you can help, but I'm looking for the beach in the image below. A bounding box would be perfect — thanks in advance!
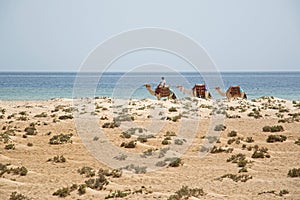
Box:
[0,96,300,199]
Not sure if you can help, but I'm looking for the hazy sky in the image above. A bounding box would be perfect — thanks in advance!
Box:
[0,0,299,72]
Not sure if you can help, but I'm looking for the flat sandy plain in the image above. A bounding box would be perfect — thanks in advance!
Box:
[0,96,299,199]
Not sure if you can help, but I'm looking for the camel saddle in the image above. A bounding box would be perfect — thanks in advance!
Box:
[229,86,241,95]
[192,84,206,98]
[156,86,170,96]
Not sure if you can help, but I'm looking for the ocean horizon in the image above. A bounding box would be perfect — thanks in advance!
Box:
[0,71,299,101]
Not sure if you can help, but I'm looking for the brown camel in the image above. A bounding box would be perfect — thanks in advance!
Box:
[144,84,176,100]
[176,84,211,100]
[215,86,247,100]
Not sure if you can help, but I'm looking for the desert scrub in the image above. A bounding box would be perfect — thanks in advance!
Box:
[166,157,182,167]
[0,133,11,143]
[24,125,37,135]
[168,107,177,112]
[9,192,31,200]
[287,168,300,177]
[58,114,73,120]
[53,187,70,197]
[122,164,147,174]
[210,146,233,153]
[47,155,66,163]
[266,135,287,143]
[252,146,270,158]
[295,138,300,146]
[34,112,48,117]
[164,131,176,137]
[1,165,28,176]
[78,166,96,177]
[245,137,254,143]
[219,174,252,182]
[227,130,237,137]
[105,190,131,199]
[167,186,205,200]
[262,125,284,132]
[78,184,87,195]
[166,114,182,122]
[227,153,249,167]
[247,111,262,119]
[102,121,120,128]
[113,114,134,122]
[113,154,127,161]
[162,138,170,145]
[49,133,73,145]
[120,140,136,148]
[214,124,226,131]
[85,174,109,190]
[27,142,33,147]
[5,143,15,150]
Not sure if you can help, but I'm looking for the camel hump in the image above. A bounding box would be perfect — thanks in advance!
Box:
[193,84,207,97]
[160,87,171,96]
[230,86,241,95]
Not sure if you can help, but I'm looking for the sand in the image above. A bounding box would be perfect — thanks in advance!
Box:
[0,96,300,199]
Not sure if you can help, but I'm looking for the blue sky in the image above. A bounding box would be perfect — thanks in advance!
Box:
[0,0,299,72]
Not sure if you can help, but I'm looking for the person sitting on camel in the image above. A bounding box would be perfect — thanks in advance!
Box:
[155,77,166,94]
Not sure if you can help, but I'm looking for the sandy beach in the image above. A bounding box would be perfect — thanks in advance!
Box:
[0,96,300,199]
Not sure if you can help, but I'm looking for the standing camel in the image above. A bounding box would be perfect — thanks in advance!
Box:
[144,84,176,100]
[176,84,211,100]
[215,86,247,100]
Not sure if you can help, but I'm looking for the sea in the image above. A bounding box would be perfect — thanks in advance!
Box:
[0,72,299,101]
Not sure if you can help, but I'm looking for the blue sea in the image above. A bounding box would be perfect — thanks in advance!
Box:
[0,72,299,101]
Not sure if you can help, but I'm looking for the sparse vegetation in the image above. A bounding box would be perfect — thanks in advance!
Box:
[168,107,177,112]
[266,135,287,143]
[262,125,284,132]
[34,112,48,117]
[288,168,300,177]
[5,143,15,150]
[122,164,147,174]
[53,187,70,197]
[102,121,120,128]
[58,115,73,120]
[47,155,66,163]
[211,146,233,153]
[105,190,131,199]
[227,131,237,137]
[120,140,136,148]
[219,174,252,182]
[24,125,37,135]
[78,166,95,177]
[252,146,270,158]
[167,186,205,200]
[295,138,300,146]
[9,192,31,200]
[214,124,226,131]
[49,133,73,145]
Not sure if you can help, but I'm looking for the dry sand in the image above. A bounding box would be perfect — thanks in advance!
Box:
[0,96,300,199]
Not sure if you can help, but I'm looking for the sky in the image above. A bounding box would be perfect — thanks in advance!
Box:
[0,0,299,72]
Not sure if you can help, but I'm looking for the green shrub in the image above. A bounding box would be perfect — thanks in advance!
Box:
[102,121,120,128]
[24,125,37,135]
[78,184,86,195]
[58,115,73,120]
[167,186,205,200]
[214,124,226,131]
[34,112,48,117]
[288,168,300,177]
[227,131,237,137]
[168,107,177,112]
[219,174,252,182]
[78,166,95,177]
[167,157,182,167]
[5,143,15,150]
[122,164,147,174]
[49,133,73,145]
[9,192,31,200]
[85,175,109,190]
[120,140,136,148]
[105,190,131,199]
[48,155,66,163]
[245,137,254,143]
[53,187,70,197]
[266,135,287,143]
[262,125,284,132]
[279,189,289,196]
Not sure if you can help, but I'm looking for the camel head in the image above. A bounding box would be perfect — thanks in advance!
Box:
[215,86,221,90]
[176,85,183,89]
[144,84,151,88]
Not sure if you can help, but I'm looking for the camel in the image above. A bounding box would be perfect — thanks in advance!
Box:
[176,84,211,100]
[144,84,176,100]
[215,86,247,100]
